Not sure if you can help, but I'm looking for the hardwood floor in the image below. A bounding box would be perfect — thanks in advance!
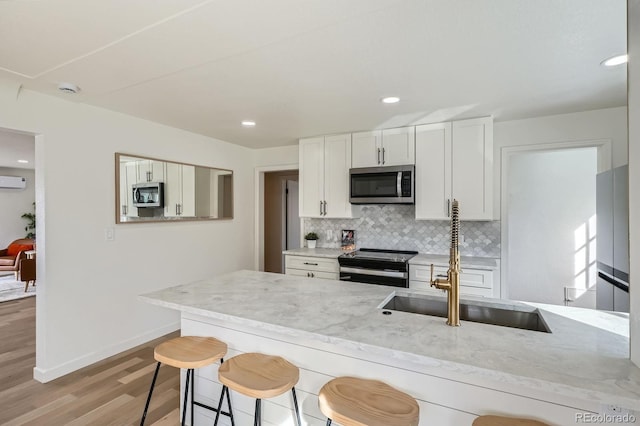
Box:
[0,297,182,425]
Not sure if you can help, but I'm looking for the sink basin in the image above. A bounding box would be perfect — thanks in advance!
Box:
[381,295,551,333]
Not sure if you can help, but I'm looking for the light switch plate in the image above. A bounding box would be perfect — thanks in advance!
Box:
[105,227,115,241]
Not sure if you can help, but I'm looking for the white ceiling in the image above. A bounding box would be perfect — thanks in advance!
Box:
[0,0,627,149]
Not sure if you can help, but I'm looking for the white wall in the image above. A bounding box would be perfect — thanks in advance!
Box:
[0,167,35,246]
[506,148,597,307]
[0,78,255,382]
[628,0,640,366]
[494,106,628,218]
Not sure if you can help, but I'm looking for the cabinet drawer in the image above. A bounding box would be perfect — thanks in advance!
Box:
[410,265,493,290]
[285,268,339,281]
[409,280,493,298]
[285,255,339,273]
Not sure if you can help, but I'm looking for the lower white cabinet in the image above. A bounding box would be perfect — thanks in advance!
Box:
[409,264,496,298]
[285,255,339,280]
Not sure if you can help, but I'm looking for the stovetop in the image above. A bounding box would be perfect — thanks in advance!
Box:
[339,248,418,263]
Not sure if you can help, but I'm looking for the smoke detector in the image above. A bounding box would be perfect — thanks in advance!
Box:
[58,82,81,94]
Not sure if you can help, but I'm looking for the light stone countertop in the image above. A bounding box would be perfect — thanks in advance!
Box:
[282,247,350,258]
[410,254,499,270]
[140,270,639,410]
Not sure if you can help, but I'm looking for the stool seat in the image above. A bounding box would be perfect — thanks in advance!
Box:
[154,336,227,369]
[218,352,299,399]
[473,415,550,426]
[318,376,419,426]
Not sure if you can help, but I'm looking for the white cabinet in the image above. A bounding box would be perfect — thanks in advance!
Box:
[285,255,339,280]
[118,163,139,218]
[137,159,165,182]
[165,163,195,217]
[409,264,496,298]
[415,117,493,220]
[299,134,359,218]
[351,127,415,168]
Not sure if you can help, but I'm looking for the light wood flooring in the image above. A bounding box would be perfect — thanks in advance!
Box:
[0,297,182,425]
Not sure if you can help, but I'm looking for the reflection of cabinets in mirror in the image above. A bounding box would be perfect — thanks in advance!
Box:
[119,163,139,217]
[165,163,195,217]
[137,160,164,182]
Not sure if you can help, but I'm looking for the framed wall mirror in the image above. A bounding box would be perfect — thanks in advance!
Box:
[115,153,233,223]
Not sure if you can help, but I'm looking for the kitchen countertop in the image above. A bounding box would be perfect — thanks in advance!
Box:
[282,247,350,258]
[140,270,639,410]
[410,254,499,270]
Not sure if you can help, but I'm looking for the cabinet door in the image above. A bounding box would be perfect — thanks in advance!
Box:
[119,163,129,217]
[150,160,165,182]
[415,123,451,220]
[351,130,382,168]
[165,162,182,217]
[452,117,493,220]
[381,127,415,166]
[125,163,139,217]
[299,137,325,218]
[181,165,196,217]
[324,134,354,218]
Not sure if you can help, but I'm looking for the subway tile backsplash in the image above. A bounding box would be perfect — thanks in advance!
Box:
[304,205,501,258]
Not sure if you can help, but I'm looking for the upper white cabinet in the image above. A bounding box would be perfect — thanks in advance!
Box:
[137,159,165,182]
[351,127,415,168]
[165,163,195,217]
[299,134,359,218]
[415,117,493,220]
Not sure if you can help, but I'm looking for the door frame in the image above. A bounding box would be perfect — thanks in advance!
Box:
[254,164,298,271]
[500,138,612,300]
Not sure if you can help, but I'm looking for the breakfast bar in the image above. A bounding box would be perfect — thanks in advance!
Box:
[140,270,640,425]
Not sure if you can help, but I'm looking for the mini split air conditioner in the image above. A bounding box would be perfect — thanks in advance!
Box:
[0,176,26,189]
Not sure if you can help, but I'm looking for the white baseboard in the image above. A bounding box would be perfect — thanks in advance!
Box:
[33,321,180,383]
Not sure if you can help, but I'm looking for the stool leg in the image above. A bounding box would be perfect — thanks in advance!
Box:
[213,385,235,426]
[225,386,235,426]
[291,387,302,426]
[326,419,332,426]
[140,362,161,426]
[182,369,191,426]
[254,398,261,426]
[190,368,195,425]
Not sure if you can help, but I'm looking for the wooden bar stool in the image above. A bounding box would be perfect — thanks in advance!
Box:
[318,376,419,426]
[140,336,233,426]
[214,352,302,426]
[473,415,550,426]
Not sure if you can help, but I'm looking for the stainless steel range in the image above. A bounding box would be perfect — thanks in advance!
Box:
[338,248,418,287]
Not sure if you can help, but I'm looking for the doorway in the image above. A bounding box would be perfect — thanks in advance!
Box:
[263,171,300,273]
[502,141,611,308]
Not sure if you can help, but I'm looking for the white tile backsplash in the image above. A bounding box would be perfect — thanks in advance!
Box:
[304,205,500,257]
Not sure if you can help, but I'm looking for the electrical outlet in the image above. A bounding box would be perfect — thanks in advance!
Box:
[600,403,635,418]
[105,227,115,241]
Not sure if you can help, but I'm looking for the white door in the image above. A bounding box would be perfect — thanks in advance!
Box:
[351,130,381,168]
[299,137,325,217]
[415,123,451,220]
[381,127,415,166]
[323,134,352,218]
[452,117,493,220]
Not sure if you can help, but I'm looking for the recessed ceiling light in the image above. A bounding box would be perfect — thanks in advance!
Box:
[601,54,628,67]
[241,120,256,127]
[17,160,29,164]
[58,82,81,94]
[381,96,400,104]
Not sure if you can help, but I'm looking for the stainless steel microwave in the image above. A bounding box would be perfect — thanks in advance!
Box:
[349,165,414,204]
[132,182,164,208]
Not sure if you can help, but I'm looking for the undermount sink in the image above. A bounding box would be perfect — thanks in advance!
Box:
[381,295,551,333]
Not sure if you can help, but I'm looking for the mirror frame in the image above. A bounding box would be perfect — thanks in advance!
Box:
[115,152,234,224]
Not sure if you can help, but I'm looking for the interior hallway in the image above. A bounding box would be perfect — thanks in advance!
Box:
[0,297,180,425]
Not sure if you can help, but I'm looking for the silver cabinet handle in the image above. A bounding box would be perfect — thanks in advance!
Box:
[303,262,318,266]
[307,272,310,277]
[320,200,323,216]
[377,148,381,165]
[323,201,327,216]
[382,147,386,164]
[311,272,315,278]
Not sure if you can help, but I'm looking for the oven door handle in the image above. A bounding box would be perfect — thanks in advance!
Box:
[340,267,407,279]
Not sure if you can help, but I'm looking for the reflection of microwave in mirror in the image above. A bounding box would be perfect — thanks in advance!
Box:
[132,182,164,208]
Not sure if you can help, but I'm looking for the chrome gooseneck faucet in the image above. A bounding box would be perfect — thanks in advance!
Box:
[430,199,461,326]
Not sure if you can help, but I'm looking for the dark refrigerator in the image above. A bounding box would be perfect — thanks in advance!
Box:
[596,165,630,312]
